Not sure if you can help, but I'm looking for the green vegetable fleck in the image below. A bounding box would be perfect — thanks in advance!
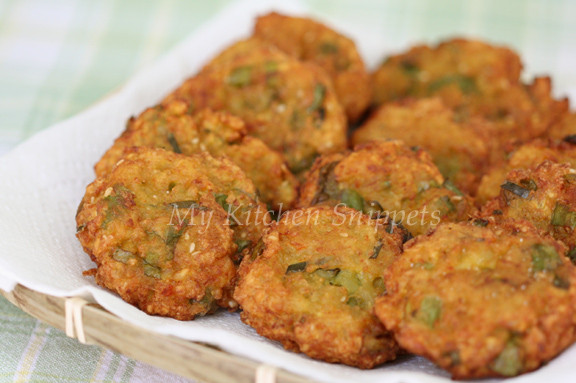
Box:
[501,181,531,199]
[310,161,340,204]
[307,84,326,113]
[372,277,386,294]
[472,218,489,227]
[143,264,161,279]
[289,154,318,175]
[144,252,160,266]
[416,296,442,327]
[330,270,361,294]
[341,189,365,212]
[227,66,252,87]
[235,239,252,253]
[531,243,561,272]
[264,61,278,73]
[364,200,384,218]
[519,178,538,191]
[319,42,339,54]
[439,196,456,212]
[165,222,188,259]
[190,289,216,311]
[443,179,463,196]
[400,61,419,77]
[492,342,522,377]
[249,238,266,262]
[214,193,230,212]
[346,296,364,307]
[112,249,135,264]
[428,75,477,95]
[553,275,570,290]
[551,202,576,228]
[370,239,384,259]
[313,268,340,281]
[286,262,307,274]
[167,133,181,153]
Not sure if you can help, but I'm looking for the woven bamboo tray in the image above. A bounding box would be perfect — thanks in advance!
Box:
[0,284,314,383]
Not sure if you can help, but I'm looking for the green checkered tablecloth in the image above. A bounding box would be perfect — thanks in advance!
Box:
[1,0,575,382]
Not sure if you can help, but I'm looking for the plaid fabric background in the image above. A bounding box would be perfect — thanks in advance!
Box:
[0,0,575,382]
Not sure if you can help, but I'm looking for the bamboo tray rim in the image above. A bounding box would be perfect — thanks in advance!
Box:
[0,284,315,383]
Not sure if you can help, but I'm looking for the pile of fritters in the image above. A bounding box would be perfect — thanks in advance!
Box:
[75,12,576,379]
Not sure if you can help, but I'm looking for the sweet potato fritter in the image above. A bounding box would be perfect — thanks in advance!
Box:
[375,221,576,379]
[297,140,475,236]
[477,139,576,204]
[95,101,298,210]
[234,206,403,368]
[164,38,347,175]
[372,39,568,152]
[76,148,270,319]
[253,12,370,122]
[352,98,491,194]
[481,161,576,256]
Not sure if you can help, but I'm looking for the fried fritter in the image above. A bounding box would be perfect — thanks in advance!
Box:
[95,101,298,210]
[234,206,403,368]
[297,140,475,236]
[352,98,491,194]
[76,148,270,319]
[375,221,576,379]
[372,38,522,106]
[164,38,347,175]
[372,39,568,151]
[477,139,576,204]
[253,12,370,122]
[481,161,576,255]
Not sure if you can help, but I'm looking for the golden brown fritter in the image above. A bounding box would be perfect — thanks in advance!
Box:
[253,12,370,122]
[477,139,576,204]
[375,221,576,379]
[352,98,491,194]
[372,39,568,151]
[372,38,522,106]
[297,140,475,236]
[234,206,403,368]
[95,100,298,210]
[480,161,576,256]
[164,38,347,175]
[76,148,271,319]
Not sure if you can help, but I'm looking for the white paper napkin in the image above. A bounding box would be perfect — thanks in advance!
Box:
[0,1,575,382]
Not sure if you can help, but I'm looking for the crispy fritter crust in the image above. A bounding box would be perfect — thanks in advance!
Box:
[352,98,491,194]
[297,140,475,236]
[253,12,370,122]
[76,148,270,319]
[164,38,347,175]
[234,206,403,368]
[375,221,576,379]
[95,101,298,209]
[372,39,568,153]
[477,139,576,204]
[480,161,576,253]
